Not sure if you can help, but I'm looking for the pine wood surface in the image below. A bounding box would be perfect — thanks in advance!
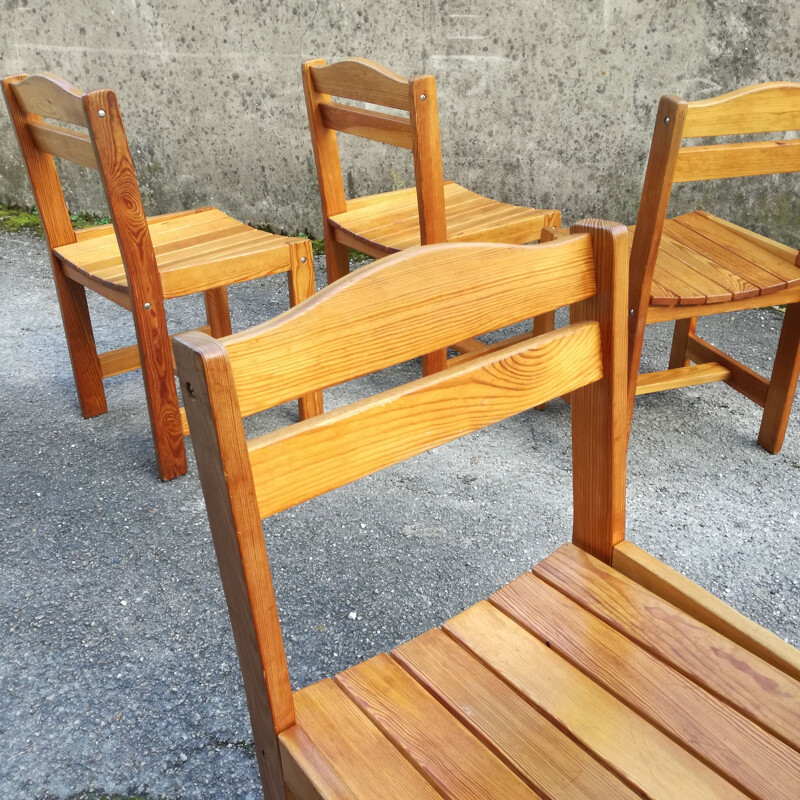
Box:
[281,541,800,799]
[10,71,87,126]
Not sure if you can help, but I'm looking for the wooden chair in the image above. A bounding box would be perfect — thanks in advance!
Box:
[302,57,561,374]
[3,73,323,481]
[174,219,800,800]
[627,82,800,452]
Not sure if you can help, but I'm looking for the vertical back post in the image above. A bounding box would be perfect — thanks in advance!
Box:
[2,74,107,417]
[301,59,351,283]
[627,95,687,422]
[570,219,629,563]
[85,88,186,479]
[174,332,293,800]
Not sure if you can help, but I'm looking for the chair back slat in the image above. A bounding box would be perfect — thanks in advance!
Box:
[225,237,598,417]
[248,321,603,519]
[27,119,99,169]
[11,73,88,127]
[682,82,800,138]
[309,58,411,110]
[674,139,800,182]
[318,101,413,149]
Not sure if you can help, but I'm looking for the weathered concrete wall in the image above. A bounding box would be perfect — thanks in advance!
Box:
[1,0,799,243]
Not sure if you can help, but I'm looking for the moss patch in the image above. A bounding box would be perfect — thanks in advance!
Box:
[0,205,112,236]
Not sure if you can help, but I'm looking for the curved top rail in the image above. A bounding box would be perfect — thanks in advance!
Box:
[308,57,413,110]
[683,81,800,138]
[221,235,597,416]
[10,73,88,128]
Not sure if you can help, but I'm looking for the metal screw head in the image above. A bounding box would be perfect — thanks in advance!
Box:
[629,308,635,315]
[144,302,151,310]
[664,116,670,124]
[300,256,307,263]
[420,93,427,101]
[98,109,106,118]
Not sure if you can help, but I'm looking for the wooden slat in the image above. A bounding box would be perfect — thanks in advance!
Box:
[666,216,789,294]
[394,629,640,800]
[695,211,800,269]
[533,543,800,751]
[646,283,800,323]
[613,541,800,684]
[281,678,442,800]
[27,120,98,169]
[336,652,541,800]
[674,139,800,182]
[636,361,730,395]
[318,101,412,149]
[309,58,411,111]
[661,222,761,299]
[73,207,214,243]
[248,322,602,518]
[653,247,728,303]
[11,73,87,126]
[683,82,800,138]
[678,212,800,287]
[492,571,800,800]
[685,334,770,406]
[225,237,598,418]
[445,601,747,800]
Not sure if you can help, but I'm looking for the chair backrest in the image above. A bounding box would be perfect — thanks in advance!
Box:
[2,73,161,304]
[302,57,448,244]
[173,218,628,799]
[628,82,800,396]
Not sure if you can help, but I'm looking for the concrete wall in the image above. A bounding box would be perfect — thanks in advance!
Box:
[1,0,799,243]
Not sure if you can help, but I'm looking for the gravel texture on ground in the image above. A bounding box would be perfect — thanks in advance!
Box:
[1,229,798,800]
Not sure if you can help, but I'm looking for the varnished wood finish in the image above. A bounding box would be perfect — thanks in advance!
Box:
[248,321,603,518]
[302,57,560,374]
[224,237,598,418]
[4,72,323,479]
[613,541,800,683]
[177,220,799,799]
[628,82,800,451]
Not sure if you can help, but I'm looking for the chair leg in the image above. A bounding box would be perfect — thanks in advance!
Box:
[669,317,697,369]
[204,286,232,338]
[422,349,448,376]
[323,227,351,284]
[131,299,187,480]
[758,302,800,454]
[52,260,107,418]
[533,310,556,410]
[287,240,324,419]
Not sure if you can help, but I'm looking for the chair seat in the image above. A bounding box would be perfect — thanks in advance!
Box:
[635,211,800,307]
[281,542,800,800]
[54,207,301,303]
[330,181,561,257]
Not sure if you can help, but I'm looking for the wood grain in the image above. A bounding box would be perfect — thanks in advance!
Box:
[394,628,640,800]
[309,58,412,110]
[318,101,412,149]
[635,362,730,395]
[27,120,98,169]
[445,601,747,800]
[492,571,800,800]
[248,321,602,518]
[533,543,800,751]
[613,541,800,684]
[11,72,87,126]
[226,237,597,417]
[172,331,293,800]
[336,652,541,800]
[674,139,800,182]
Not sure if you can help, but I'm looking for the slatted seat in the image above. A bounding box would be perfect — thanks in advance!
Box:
[3,73,322,480]
[174,216,800,799]
[303,57,560,374]
[55,207,304,301]
[282,540,800,800]
[639,211,800,307]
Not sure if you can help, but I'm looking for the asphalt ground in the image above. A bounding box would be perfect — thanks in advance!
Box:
[1,229,798,799]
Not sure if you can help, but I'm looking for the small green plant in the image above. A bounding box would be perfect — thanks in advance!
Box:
[0,204,111,235]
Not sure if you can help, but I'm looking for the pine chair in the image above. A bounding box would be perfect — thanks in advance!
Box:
[174,219,800,800]
[3,72,323,481]
[627,82,800,452]
[302,57,561,374]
